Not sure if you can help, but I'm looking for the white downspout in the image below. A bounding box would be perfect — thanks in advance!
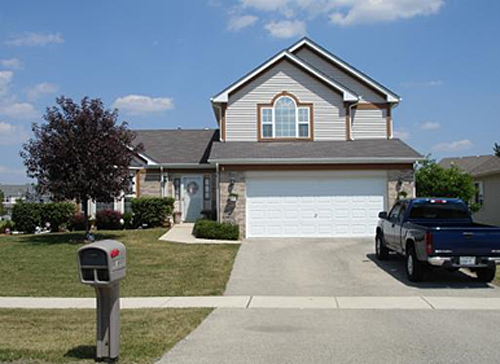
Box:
[216,163,220,222]
[348,98,361,140]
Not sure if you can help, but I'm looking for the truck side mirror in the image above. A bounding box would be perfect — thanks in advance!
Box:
[378,211,388,219]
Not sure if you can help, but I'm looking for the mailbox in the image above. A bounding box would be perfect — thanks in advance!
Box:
[78,240,126,285]
[78,240,126,362]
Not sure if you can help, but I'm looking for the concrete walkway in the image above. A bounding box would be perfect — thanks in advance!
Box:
[4,295,500,310]
[159,223,241,244]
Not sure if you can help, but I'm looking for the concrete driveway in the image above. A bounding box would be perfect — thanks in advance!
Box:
[159,238,500,364]
[225,238,500,297]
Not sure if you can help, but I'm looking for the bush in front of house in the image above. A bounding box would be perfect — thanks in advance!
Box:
[95,210,123,230]
[123,212,134,229]
[12,202,41,233]
[68,213,87,231]
[40,202,76,232]
[0,220,14,234]
[193,219,239,241]
[12,202,77,233]
[131,197,174,228]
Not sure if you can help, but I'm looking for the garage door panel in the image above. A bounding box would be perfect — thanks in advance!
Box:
[247,174,386,238]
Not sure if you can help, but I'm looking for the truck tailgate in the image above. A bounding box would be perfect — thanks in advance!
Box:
[432,227,500,256]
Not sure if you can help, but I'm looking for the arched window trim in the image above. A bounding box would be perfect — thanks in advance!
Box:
[258,92,313,141]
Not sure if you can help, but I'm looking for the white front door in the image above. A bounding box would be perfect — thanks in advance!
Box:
[182,176,203,222]
[246,171,387,238]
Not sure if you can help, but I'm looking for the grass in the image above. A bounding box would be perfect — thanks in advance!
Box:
[0,228,240,297]
[0,308,211,363]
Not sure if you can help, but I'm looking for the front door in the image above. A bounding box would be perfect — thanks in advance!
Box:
[182,176,203,222]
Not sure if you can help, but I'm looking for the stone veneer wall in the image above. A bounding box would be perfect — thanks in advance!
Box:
[219,171,246,237]
[387,169,415,208]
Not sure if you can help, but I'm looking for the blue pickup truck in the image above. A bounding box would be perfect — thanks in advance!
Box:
[376,198,500,282]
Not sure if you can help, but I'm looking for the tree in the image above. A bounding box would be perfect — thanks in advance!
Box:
[21,97,143,238]
[415,157,479,212]
[0,189,4,216]
[494,143,500,157]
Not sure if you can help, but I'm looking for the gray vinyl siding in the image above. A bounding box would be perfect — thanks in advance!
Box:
[352,107,387,139]
[294,47,386,103]
[473,175,500,226]
[226,60,346,141]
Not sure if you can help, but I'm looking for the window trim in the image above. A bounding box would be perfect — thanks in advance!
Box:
[257,91,314,141]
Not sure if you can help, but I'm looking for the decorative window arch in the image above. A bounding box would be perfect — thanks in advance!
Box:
[258,92,313,140]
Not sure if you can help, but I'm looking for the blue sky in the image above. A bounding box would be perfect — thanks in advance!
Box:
[0,0,499,184]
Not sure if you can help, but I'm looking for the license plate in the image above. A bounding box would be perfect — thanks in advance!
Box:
[459,256,476,266]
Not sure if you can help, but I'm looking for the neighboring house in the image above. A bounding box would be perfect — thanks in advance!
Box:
[124,37,422,238]
[0,184,50,217]
[439,155,500,226]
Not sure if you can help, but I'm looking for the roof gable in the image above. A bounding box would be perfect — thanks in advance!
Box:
[289,38,401,103]
[211,50,359,104]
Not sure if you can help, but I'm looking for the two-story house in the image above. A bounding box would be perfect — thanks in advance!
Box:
[127,38,423,238]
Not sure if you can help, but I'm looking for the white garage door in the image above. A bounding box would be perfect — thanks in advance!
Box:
[246,171,387,238]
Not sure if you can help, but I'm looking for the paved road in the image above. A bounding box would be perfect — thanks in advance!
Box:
[158,308,500,364]
[158,238,500,363]
[225,238,500,297]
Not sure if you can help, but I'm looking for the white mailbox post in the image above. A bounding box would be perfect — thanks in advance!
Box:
[78,240,126,362]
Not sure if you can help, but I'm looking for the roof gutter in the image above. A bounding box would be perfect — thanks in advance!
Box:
[208,157,425,165]
[140,163,215,170]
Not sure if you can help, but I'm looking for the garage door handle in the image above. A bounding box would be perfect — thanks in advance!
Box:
[314,213,318,218]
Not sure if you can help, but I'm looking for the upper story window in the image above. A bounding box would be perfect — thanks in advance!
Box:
[259,92,312,140]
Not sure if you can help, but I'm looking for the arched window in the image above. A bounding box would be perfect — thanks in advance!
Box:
[275,96,296,137]
[259,93,311,140]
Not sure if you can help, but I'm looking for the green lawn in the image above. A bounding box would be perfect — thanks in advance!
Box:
[0,308,211,363]
[0,229,239,297]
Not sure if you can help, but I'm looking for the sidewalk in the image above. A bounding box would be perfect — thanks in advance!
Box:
[3,295,500,310]
[159,223,241,245]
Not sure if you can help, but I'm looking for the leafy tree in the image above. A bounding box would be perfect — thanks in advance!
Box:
[21,97,143,238]
[494,143,500,157]
[415,157,480,212]
[0,189,4,216]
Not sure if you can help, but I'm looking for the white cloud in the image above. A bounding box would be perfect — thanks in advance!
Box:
[401,80,444,88]
[330,0,444,26]
[5,32,64,47]
[241,0,288,11]
[237,0,444,27]
[1,58,24,70]
[420,121,441,130]
[26,82,58,101]
[393,128,411,140]
[113,95,175,115]
[433,139,473,152]
[0,71,13,96]
[264,19,306,38]
[0,102,39,120]
[0,121,30,146]
[228,14,259,31]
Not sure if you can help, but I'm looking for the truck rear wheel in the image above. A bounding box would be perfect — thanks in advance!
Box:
[476,265,496,283]
[406,246,425,282]
[375,235,390,260]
